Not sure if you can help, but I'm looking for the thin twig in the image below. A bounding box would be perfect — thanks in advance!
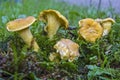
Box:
[108,0,114,17]
[97,0,101,13]
[89,0,92,7]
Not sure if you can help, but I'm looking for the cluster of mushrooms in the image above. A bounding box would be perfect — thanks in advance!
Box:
[6,9,115,62]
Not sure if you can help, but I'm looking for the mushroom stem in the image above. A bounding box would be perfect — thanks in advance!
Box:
[44,14,60,39]
[18,28,39,52]
[102,22,112,36]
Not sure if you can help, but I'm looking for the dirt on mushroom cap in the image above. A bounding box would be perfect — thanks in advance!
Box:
[6,16,36,32]
[54,38,80,61]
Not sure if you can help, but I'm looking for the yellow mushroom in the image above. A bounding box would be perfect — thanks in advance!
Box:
[6,16,40,52]
[54,38,80,62]
[78,18,103,42]
[96,18,115,36]
[49,52,60,62]
[38,9,69,39]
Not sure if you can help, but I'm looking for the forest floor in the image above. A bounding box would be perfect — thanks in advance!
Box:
[0,0,120,80]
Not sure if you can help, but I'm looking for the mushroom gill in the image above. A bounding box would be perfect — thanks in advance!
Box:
[95,18,115,36]
[39,9,69,40]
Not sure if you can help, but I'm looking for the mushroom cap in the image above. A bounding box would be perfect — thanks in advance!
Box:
[95,18,115,24]
[39,9,69,29]
[54,38,80,62]
[101,18,115,36]
[79,18,95,27]
[102,18,115,23]
[78,18,103,42]
[6,16,36,32]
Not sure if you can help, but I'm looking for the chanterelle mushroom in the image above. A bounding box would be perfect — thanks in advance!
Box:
[6,16,40,52]
[39,9,69,39]
[49,52,60,62]
[53,38,80,62]
[95,18,115,36]
[78,18,103,43]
